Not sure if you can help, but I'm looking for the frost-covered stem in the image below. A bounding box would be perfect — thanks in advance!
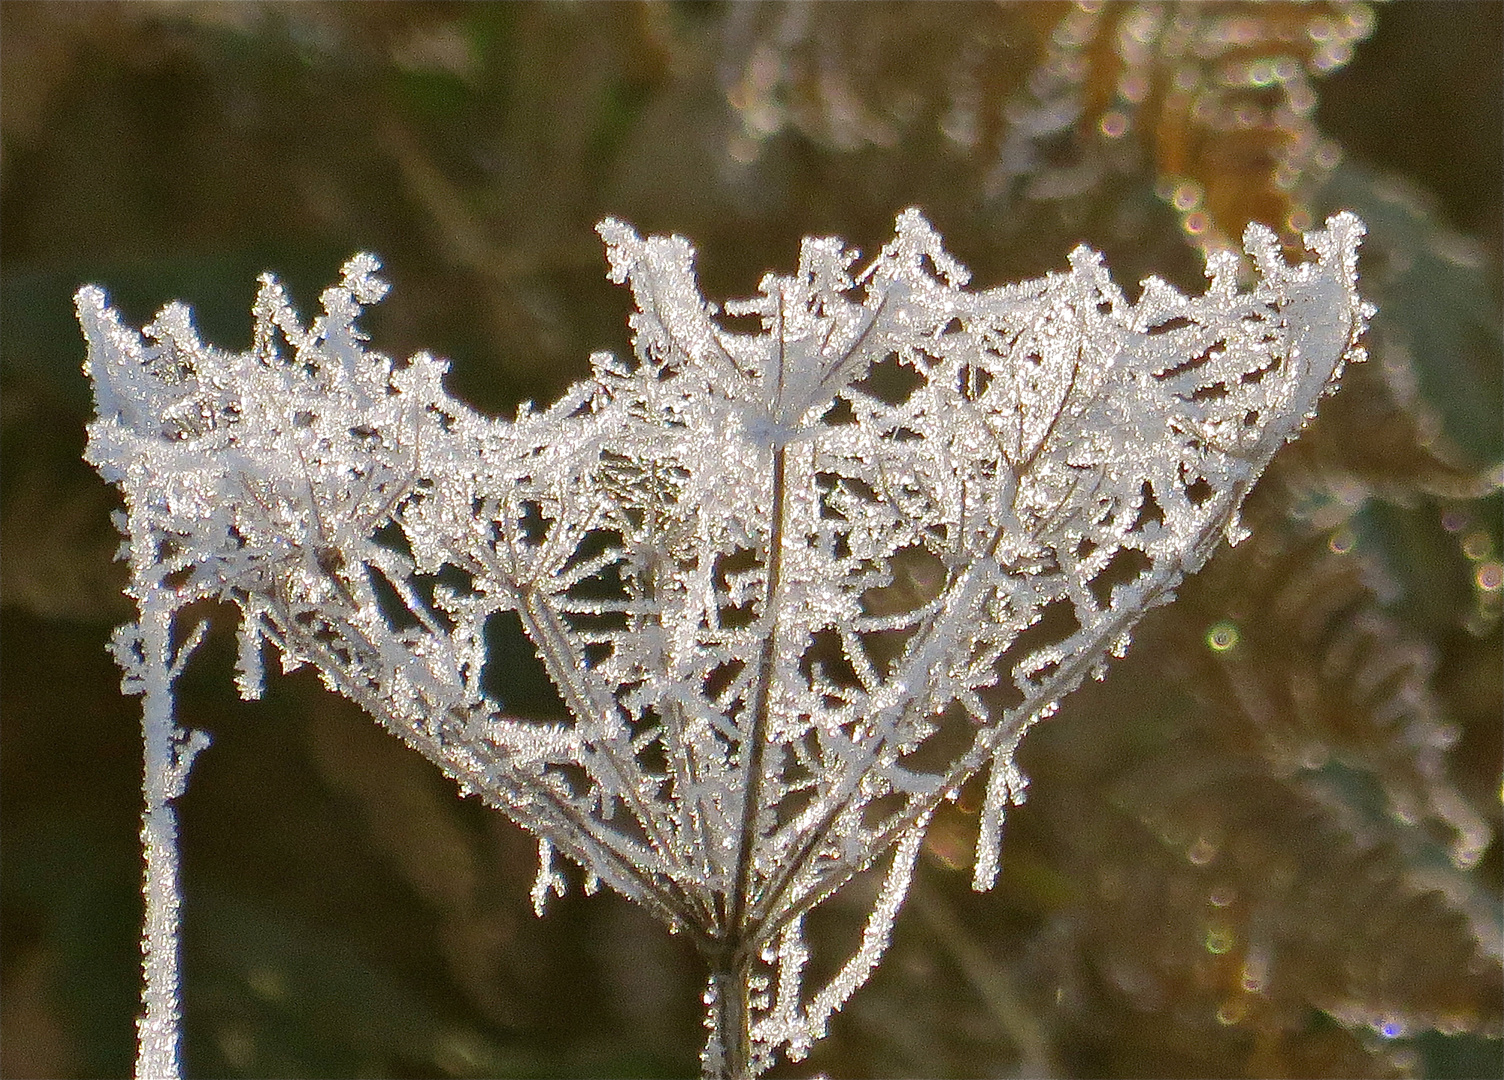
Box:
[705,946,756,1079]
[732,444,787,929]
[135,603,188,1080]
[710,443,788,1079]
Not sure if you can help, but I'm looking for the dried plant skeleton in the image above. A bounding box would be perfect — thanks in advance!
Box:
[80,209,1369,1078]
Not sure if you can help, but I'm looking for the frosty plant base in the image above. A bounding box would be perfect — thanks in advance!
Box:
[80,209,1369,1079]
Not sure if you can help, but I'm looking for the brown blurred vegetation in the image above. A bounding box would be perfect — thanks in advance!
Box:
[2,3,1499,1077]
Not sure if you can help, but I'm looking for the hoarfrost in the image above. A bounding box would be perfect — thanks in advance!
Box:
[81,209,1369,1077]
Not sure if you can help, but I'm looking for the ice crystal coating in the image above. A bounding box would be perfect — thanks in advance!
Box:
[81,209,1369,1077]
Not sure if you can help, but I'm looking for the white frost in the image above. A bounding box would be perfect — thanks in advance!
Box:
[82,210,1369,1078]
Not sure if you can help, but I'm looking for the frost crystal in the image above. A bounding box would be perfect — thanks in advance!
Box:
[81,209,1369,1078]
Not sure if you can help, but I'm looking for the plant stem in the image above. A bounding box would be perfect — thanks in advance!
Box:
[710,440,789,1080]
[706,943,755,1079]
[136,606,185,1080]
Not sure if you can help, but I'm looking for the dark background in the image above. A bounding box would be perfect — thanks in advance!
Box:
[2,3,1500,1077]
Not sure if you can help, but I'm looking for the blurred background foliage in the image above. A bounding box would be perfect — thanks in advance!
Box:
[1,2,1499,1077]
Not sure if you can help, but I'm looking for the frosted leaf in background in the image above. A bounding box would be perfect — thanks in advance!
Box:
[81,209,1369,1078]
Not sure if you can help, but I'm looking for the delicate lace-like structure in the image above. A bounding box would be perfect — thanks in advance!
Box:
[81,209,1369,1078]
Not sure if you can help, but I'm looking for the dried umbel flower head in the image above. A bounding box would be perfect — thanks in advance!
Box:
[81,209,1368,1078]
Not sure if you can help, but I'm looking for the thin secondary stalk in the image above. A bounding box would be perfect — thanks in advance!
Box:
[135,605,186,1080]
